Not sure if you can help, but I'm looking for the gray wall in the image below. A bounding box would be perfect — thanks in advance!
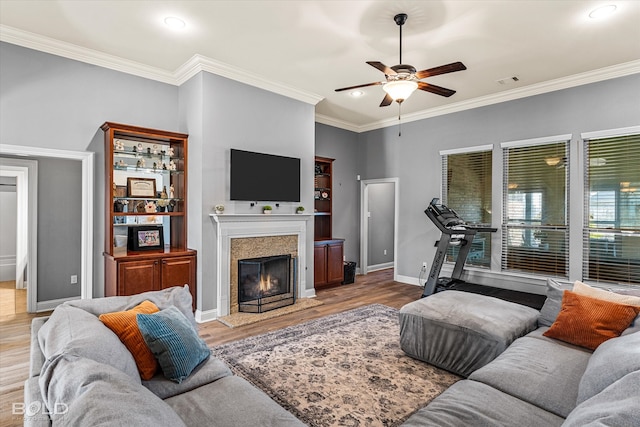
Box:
[1,42,179,300]
[0,178,17,281]
[357,73,640,284]
[180,72,316,313]
[367,182,395,267]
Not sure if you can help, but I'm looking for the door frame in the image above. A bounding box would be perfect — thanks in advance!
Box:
[0,144,94,310]
[359,178,399,279]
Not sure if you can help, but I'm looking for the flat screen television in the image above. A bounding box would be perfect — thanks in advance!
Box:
[230,149,301,202]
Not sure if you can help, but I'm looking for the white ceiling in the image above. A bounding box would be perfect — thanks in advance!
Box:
[1,1,639,132]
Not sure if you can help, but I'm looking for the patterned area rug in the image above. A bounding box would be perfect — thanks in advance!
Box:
[211,304,461,427]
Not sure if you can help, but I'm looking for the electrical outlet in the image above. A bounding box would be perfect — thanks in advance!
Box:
[70,275,78,284]
[383,249,387,255]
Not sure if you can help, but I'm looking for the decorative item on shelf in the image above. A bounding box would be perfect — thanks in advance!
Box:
[116,159,126,169]
[127,177,157,198]
[168,147,175,157]
[132,145,137,153]
[114,200,125,212]
[136,158,146,169]
[162,162,167,170]
[315,164,323,175]
[135,201,146,213]
[263,205,273,214]
[115,186,127,198]
[321,191,330,200]
[114,139,125,151]
[296,206,305,214]
[161,186,168,199]
[169,160,177,171]
[314,190,321,199]
[137,143,143,152]
[145,201,157,213]
[152,162,158,171]
[153,145,158,155]
[147,147,151,155]
[157,199,169,212]
[167,199,177,212]
[214,204,225,215]
[127,225,164,251]
[169,184,175,198]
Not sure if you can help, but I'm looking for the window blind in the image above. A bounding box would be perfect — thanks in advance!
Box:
[442,149,493,268]
[502,141,569,277]
[583,133,640,285]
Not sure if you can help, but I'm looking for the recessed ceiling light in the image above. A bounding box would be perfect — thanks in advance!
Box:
[350,90,364,97]
[164,16,186,29]
[588,4,617,19]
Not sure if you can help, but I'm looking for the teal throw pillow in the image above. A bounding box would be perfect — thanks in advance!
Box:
[137,306,210,383]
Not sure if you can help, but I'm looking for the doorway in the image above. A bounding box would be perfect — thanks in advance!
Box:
[360,178,399,278]
[0,144,94,312]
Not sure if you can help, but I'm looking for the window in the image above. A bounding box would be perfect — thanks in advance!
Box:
[501,136,570,277]
[583,132,640,285]
[441,146,492,268]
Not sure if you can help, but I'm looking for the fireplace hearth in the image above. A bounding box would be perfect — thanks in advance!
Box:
[238,254,295,313]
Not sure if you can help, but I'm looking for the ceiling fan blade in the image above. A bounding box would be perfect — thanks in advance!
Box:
[379,93,393,107]
[366,61,397,75]
[416,62,467,79]
[335,81,382,92]
[417,81,456,97]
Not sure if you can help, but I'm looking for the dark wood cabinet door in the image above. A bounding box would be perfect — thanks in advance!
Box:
[326,242,344,284]
[118,259,160,295]
[314,244,328,285]
[161,255,197,309]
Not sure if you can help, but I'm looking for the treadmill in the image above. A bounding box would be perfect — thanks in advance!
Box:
[422,198,497,297]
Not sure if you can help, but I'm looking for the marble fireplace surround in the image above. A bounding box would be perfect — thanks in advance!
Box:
[210,213,314,318]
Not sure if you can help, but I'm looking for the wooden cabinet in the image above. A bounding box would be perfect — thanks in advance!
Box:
[105,252,197,309]
[102,122,196,307]
[314,239,344,289]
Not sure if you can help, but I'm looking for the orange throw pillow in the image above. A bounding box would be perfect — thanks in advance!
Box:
[99,300,160,379]
[543,290,640,350]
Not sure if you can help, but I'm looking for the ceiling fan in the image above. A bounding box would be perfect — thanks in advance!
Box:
[335,13,467,107]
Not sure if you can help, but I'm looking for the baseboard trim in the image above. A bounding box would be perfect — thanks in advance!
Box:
[36,296,79,312]
[395,274,422,287]
[195,308,218,324]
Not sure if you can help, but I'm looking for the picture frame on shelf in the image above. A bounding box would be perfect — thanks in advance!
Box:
[127,177,156,198]
[127,225,164,251]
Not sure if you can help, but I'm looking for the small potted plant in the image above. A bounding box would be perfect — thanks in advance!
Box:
[296,206,305,214]
[263,205,273,214]
[215,204,225,214]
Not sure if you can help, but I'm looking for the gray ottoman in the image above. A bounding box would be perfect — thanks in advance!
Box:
[399,290,539,377]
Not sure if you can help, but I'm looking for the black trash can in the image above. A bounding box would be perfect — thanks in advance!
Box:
[342,261,357,285]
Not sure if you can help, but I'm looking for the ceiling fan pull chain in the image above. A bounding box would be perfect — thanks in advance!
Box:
[398,104,402,137]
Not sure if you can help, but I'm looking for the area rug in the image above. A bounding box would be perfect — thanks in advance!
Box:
[217,298,324,328]
[211,304,461,426]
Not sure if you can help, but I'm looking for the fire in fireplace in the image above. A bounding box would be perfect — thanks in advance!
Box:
[238,254,295,313]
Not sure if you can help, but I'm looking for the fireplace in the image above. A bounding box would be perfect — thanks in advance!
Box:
[238,254,296,313]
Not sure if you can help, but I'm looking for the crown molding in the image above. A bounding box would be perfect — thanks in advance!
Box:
[0,25,176,84]
[2,25,637,130]
[174,54,324,106]
[355,59,640,133]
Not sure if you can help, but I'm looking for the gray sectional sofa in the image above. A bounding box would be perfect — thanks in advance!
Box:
[401,281,640,426]
[24,286,304,427]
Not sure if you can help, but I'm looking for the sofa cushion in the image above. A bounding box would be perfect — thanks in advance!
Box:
[538,278,571,327]
[99,300,160,380]
[401,379,564,427]
[164,375,305,427]
[543,290,639,350]
[143,356,233,399]
[65,285,196,329]
[37,304,140,381]
[564,370,640,427]
[137,306,210,383]
[39,353,186,426]
[573,280,640,306]
[577,330,640,404]
[468,333,592,418]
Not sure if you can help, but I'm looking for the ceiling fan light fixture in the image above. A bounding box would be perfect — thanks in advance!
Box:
[589,4,617,19]
[164,16,186,29]
[383,80,418,103]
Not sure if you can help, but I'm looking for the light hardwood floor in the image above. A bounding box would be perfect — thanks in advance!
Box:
[0,269,421,427]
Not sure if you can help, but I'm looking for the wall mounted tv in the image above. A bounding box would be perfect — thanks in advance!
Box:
[230,149,301,202]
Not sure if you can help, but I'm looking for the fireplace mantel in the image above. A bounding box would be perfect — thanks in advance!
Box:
[209,213,314,318]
